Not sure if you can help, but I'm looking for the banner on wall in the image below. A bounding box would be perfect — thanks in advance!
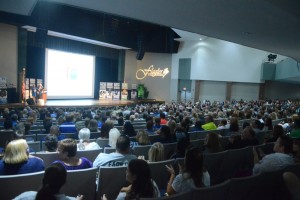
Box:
[121,83,128,100]
[106,82,113,99]
[113,83,120,100]
[99,82,107,100]
[131,84,137,100]
[0,77,7,104]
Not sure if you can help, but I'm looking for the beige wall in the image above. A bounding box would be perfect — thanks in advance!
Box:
[0,23,18,87]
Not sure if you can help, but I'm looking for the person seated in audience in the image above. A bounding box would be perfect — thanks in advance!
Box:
[77,128,101,150]
[156,125,176,144]
[134,130,151,146]
[290,119,300,138]
[283,171,300,200]
[108,121,121,148]
[251,119,264,134]
[292,138,300,163]
[264,124,284,143]
[2,118,14,131]
[59,113,77,134]
[227,126,258,149]
[263,117,273,131]
[117,116,124,126]
[167,118,177,136]
[166,147,210,195]
[14,163,83,200]
[0,139,45,175]
[88,119,100,132]
[148,142,164,162]
[160,113,168,125]
[229,121,240,134]
[217,119,229,130]
[122,121,136,137]
[93,135,137,167]
[201,115,217,131]
[102,159,160,200]
[44,134,58,152]
[253,135,294,175]
[202,132,223,153]
[153,117,161,131]
[170,137,191,159]
[146,120,156,135]
[99,123,111,139]
[53,138,92,170]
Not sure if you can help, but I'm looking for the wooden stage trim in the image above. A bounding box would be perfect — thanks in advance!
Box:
[0,99,165,108]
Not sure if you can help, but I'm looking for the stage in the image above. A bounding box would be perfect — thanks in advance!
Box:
[0,99,165,108]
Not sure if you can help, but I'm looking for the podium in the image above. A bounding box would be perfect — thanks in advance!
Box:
[42,90,47,103]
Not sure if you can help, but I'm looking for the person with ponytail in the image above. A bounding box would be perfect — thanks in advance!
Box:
[166,147,210,195]
[14,163,83,200]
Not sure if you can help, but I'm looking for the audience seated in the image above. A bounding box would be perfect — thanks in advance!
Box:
[148,142,164,162]
[201,115,217,131]
[53,138,92,170]
[122,121,136,137]
[0,139,45,175]
[93,135,137,167]
[145,120,155,135]
[227,126,258,150]
[156,126,176,144]
[44,134,58,152]
[253,135,294,175]
[265,124,284,143]
[77,128,101,150]
[166,147,210,195]
[134,130,151,146]
[59,113,76,134]
[170,137,191,159]
[14,163,83,200]
[88,119,100,132]
[202,132,223,153]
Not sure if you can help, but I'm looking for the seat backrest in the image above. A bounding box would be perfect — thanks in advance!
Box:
[132,145,152,160]
[62,167,98,200]
[28,141,41,153]
[97,166,128,200]
[36,134,47,142]
[163,142,177,160]
[190,139,205,148]
[203,150,227,185]
[256,142,275,155]
[220,146,253,182]
[0,171,44,200]
[61,132,76,139]
[77,149,102,161]
[192,179,231,200]
[148,134,160,144]
[34,152,59,167]
[148,159,174,190]
[104,147,116,154]
[141,190,193,200]
[90,131,101,139]
[96,138,109,148]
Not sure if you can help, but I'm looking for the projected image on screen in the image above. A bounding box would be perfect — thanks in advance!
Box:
[45,49,95,99]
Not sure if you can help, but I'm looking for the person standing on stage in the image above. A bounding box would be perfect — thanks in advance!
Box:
[31,84,37,103]
[37,83,43,100]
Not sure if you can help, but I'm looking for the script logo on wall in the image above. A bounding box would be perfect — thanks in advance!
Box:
[136,65,170,80]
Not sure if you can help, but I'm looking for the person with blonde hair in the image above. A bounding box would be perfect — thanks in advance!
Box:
[136,130,151,145]
[148,142,164,162]
[0,139,45,175]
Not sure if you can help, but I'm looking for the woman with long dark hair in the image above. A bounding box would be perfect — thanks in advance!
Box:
[103,159,160,200]
[166,147,210,195]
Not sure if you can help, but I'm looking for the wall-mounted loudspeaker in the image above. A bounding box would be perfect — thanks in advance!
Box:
[136,33,145,60]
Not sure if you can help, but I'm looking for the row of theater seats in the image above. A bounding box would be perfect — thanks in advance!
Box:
[1,156,298,200]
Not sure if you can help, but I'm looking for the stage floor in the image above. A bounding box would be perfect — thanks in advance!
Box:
[0,99,165,108]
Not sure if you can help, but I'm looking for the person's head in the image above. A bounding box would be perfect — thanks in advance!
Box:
[123,121,135,136]
[183,147,204,187]
[116,134,131,153]
[154,117,160,125]
[136,130,150,145]
[126,159,154,199]
[167,119,177,135]
[146,120,154,130]
[57,139,77,160]
[49,125,60,136]
[88,119,98,132]
[220,119,227,126]
[75,121,85,133]
[45,134,58,152]
[274,135,293,154]
[4,119,13,129]
[65,113,74,123]
[148,142,164,162]
[3,139,29,164]
[100,123,111,138]
[205,115,214,123]
[78,128,91,142]
[158,125,171,138]
[35,163,67,200]
[229,122,239,132]
[241,126,255,140]
[205,132,222,153]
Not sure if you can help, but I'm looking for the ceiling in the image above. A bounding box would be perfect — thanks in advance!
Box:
[1,0,300,61]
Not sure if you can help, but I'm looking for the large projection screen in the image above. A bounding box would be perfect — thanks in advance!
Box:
[45,49,95,99]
